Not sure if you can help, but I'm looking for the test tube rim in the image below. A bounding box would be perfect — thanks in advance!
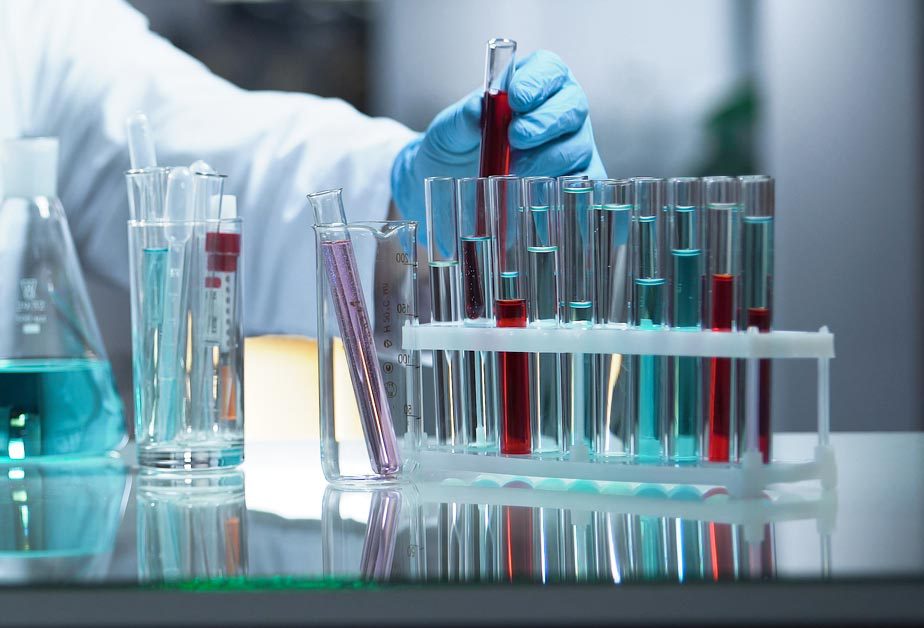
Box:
[486,37,517,50]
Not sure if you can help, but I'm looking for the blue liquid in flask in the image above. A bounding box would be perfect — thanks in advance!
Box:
[0,358,126,459]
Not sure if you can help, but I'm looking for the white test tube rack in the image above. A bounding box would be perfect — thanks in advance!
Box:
[401,324,837,499]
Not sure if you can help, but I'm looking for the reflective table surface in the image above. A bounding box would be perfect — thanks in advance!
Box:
[1,432,922,626]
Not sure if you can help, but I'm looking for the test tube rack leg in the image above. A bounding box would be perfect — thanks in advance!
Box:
[402,324,837,499]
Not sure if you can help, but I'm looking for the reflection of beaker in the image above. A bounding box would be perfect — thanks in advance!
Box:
[136,471,246,582]
[0,459,129,583]
[322,485,422,582]
[0,138,125,458]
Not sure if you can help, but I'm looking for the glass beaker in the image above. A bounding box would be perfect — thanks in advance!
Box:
[127,215,244,470]
[313,210,421,483]
[0,137,126,458]
[136,470,246,583]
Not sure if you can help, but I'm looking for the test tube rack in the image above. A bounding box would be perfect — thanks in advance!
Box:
[402,324,836,499]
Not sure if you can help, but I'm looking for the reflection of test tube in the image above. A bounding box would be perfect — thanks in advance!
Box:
[359,490,402,581]
[457,177,497,449]
[491,175,530,455]
[523,177,562,455]
[425,177,465,447]
[595,179,632,458]
[559,178,596,459]
[667,178,703,462]
[479,39,516,179]
[309,189,399,476]
[704,177,741,462]
[631,178,668,461]
[738,176,774,462]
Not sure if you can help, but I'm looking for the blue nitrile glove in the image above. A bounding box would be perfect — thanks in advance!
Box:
[391,50,607,241]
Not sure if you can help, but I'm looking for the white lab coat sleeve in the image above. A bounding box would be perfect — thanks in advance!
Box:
[4,0,418,337]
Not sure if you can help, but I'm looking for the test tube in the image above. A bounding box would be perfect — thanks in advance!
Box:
[309,189,400,476]
[667,177,703,462]
[559,178,596,458]
[457,177,498,449]
[523,177,563,455]
[703,176,741,463]
[595,179,633,458]
[738,175,774,462]
[630,177,668,461]
[425,177,465,448]
[479,38,516,178]
[491,175,530,455]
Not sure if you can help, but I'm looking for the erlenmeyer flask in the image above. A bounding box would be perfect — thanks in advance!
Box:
[0,138,126,458]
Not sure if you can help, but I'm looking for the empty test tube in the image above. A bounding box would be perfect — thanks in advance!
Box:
[631,177,668,461]
[667,177,703,462]
[595,179,633,458]
[523,176,563,455]
[703,176,741,462]
[738,175,774,462]
[491,175,530,455]
[425,177,465,447]
[457,177,498,449]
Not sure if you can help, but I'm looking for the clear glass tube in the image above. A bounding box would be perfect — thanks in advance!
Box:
[491,176,530,455]
[559,178,596,458]
[309,189,400,477]
[457,177,497,449]
[595,179,633,459]
[630,177,667,461]
[703,176,741,463]
[738,175,774,462]
[480,38,516,177]
[667,177,703,463]
[524,177,562,455]
[425,177,465,448]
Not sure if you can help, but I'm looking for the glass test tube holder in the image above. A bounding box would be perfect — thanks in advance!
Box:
[402,324,836,499]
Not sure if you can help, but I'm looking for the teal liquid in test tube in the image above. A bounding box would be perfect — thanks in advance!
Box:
[630,178,667,461]
[667,178,703,462]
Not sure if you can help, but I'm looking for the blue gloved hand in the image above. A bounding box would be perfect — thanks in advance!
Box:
[391,50,606,230]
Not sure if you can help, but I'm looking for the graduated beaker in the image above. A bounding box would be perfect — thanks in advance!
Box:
[314,216,421,483]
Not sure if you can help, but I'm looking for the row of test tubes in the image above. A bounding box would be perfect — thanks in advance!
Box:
[424,175,775,465]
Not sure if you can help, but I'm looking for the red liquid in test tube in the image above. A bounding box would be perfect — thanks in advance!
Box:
[497,298,530,454]
[479,90,512,178]
[707,273,735,462]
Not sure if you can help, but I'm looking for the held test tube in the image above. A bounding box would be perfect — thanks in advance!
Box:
[309,189,400,477]
[523,177,563,454]
[630,177,668,461]
[704,177,741,462]
[667,178,703,462]
[425,177,465,447]
[491,175,530,455]
[738,175,774,462]
[595,179,632,458]
[560,178,596,459]
[458,177,497,448]
[479,39,516,179]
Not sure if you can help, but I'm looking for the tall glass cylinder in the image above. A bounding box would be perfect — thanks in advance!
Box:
[425,177,465,448]
[480,38,516,177]
[630,178,667,461]
[595,179,632,459]
[456,177,497,449]
[559,178,596,459]
[523,177,562,455]
[738,175,774,462]
[491,176,530,454]
[703,177,741,462]
[667,177,703,462]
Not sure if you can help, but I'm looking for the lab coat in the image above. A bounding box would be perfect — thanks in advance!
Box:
[0,0,417,343]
